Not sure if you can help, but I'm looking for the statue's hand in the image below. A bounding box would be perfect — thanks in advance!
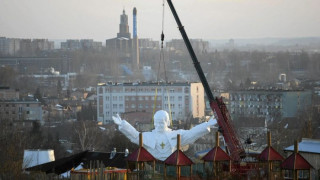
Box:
[207,116,217,127]
[112,114,123,125]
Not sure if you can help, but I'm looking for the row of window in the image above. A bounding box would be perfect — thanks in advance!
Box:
[104,96,186,102]
[0,104,30,107]
[99,87,190,94]
[0,111,30,114]
[105,111,183,117]
[105,103,184,110]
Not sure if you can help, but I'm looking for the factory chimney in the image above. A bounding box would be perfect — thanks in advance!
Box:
[132,7,140,70]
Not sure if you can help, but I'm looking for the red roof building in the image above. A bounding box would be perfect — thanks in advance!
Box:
[202,146,231,162]
[126,147,156,162]
[258,146,284,161]
[164,149,193,166]
[281,153,313,170]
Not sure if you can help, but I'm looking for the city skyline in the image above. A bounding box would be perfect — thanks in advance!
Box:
[1,0,320,42]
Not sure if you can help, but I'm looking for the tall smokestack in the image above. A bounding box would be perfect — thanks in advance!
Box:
[132,7,140,70]
[133,7,137,38]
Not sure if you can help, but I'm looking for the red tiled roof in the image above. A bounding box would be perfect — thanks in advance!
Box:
[281,153,313,170]
[258,146,284,161]
[164,150,193,166]
[201,147,231,162]
[126,147,156,162]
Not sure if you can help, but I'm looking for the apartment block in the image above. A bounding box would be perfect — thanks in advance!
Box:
[97,82,205,124]
[0,100,43,122]
[0,87,19,100]
[228,89,312,120]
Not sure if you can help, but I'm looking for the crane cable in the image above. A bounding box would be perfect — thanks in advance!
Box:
[153,0,172,127]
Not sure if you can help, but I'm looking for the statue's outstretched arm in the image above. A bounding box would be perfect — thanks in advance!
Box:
[112,114,139,144]
[181,116,217,145]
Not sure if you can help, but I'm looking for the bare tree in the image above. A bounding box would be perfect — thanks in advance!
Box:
[73,121,103,152]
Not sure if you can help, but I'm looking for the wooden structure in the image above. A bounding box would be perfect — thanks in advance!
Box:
[201,131,231,179]
[281,140,313,180]
[164,134,193,180]
[258,131,284,180]
[126,133,156,179]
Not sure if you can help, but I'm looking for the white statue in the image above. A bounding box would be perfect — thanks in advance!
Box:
[113,110,217,160]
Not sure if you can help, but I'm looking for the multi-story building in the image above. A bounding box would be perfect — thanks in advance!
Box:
[61,39,103,51]
[0,87,19,100]
[0,100,43,122]
[0,37,54,56]
[97,82,205,124]
[166,39,209,53]
[228,89,312,120]
[0,87,43,123]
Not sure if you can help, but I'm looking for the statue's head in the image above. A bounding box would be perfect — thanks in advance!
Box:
[154,110,170,132]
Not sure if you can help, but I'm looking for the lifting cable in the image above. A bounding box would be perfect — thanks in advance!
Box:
[153,0,172,127]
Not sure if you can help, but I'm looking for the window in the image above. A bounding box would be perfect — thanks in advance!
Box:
[178,104,182,109]
[178,96,182,101]
[125,97,129,101]
[164,96,168,101]
[139,104,143,108]
[113,104,117,108]
[145,104,149,108]
[170,89,174,93]
[170,104,175,108]
[170,96,174,101]
[119,96,123,101]
[119,104,123,109]
[131,104,136,108]
[139,97,143,101]
[106,96,110,101]
[131,97,136,101]
[26,111,30,114]
[184,87,189,93]
[145,97,149,100]
[164,104,168,108]
[113,96,117,101]
[106,104,109,109]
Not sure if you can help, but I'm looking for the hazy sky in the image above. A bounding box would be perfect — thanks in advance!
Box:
[1,0,320,41]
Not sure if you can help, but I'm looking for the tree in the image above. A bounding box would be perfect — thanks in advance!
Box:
[73,121,103,152]
[34,87,44,104]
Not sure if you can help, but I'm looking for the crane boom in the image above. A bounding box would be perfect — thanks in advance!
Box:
[166,0,245,161]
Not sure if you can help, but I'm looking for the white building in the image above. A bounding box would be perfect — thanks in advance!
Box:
[97,82,205,124]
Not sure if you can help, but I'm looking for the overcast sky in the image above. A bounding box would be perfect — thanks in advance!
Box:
[1,0,319,42]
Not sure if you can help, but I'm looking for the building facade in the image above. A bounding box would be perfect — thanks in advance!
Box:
[0,100,43,122]
[0,37,53,56]
[97,82,205,124]
[228,89,312,120]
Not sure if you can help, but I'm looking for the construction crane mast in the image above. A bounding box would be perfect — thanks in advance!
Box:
[166,0,245,161]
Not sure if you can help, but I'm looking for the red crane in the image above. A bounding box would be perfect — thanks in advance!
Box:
[166,0,245,161]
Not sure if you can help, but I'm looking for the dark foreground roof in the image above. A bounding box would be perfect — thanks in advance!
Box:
[25,151,128,175]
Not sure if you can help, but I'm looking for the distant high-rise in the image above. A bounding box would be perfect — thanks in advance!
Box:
[117,10,131,39]
[132,7,140,70]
